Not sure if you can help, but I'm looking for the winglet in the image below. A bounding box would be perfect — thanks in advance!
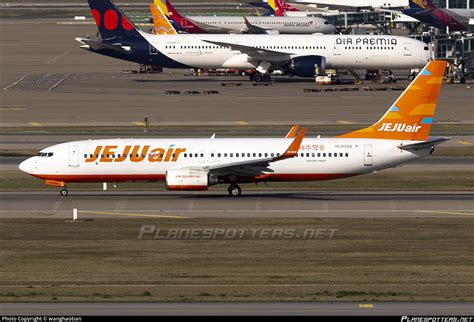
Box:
[279,128,306,159]
[285,125,299,138]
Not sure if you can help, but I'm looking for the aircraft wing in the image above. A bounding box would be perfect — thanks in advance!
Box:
[202,39,290,59]
[207,128,306,177]
[377,8,420,23]
[180,128,305,177]
[398,138,449,151]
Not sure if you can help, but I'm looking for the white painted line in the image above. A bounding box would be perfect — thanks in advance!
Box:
[45,49,72,65]
[3,74,28,91]
[48,74,69,91]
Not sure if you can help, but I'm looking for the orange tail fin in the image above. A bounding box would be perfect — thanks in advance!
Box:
[338,61,447,141]
[150,3,177,35]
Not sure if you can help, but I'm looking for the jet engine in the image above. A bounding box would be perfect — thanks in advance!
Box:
[287,55,326,78]
[165,169,218,191]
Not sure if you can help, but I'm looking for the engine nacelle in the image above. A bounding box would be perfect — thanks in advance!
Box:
[165,169,218,191]
[288,55,326,78]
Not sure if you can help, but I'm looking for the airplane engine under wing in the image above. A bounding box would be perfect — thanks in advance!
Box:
[165,169,218,191]
[288,55,326,77]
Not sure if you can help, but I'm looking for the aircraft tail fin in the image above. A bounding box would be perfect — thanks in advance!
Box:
[87,0,141,40]
[409,0,436,9]
[269,0,300,16]
[154,0,207,33]
[150,4,177,34]
[338,61,447,142]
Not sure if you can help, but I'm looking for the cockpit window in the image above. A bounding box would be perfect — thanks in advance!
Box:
[38,152,53,157]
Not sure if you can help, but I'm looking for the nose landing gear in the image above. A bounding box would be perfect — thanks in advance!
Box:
[228,184,242,197]
[60,187,68,197]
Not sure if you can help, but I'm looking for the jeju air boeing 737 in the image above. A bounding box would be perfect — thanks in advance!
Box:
[19,61,448,197]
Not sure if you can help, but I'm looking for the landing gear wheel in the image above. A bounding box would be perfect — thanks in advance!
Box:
[228,184,242,197]
[60,188,68,197]
[253,73,263,83]
[262,74,271,83]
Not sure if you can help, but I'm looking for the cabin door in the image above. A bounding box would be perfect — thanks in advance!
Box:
[69,145,80,167]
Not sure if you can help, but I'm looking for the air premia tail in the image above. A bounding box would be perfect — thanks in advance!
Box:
[338,61,446,142]
[87,0,141,40]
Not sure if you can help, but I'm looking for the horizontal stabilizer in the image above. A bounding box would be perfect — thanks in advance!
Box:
[398,137,449,151]
[76,38,129,53]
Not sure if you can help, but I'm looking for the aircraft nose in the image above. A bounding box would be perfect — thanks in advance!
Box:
[19,157,35,174]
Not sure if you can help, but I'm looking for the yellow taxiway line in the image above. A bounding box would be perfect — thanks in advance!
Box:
[414,210,474,217]
[79,210,190,219]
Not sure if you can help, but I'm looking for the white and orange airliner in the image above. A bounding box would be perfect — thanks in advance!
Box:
[19,61,448,197]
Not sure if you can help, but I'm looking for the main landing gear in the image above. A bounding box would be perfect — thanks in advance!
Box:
[250,72,272,83]
[60,187,68,197]
[228,184,242,197]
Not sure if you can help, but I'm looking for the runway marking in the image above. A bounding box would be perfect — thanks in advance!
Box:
[359,304,374,308]
[255,197,261,212]
[457,140,472,145]
[79,210,190,219]
[338,120,352,124]
[0,107,26,111]
[187,197,194,211]
[51,198,62,213]
[414,210,474,216]
[29,122,43,126]
[3,74,28,91]
[45,49,72,65]
[48,74,69,91]
[132,122,145,126]
[236,121,248,126]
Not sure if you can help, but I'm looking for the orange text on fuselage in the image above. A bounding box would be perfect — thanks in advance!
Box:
[85,145,186,163]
